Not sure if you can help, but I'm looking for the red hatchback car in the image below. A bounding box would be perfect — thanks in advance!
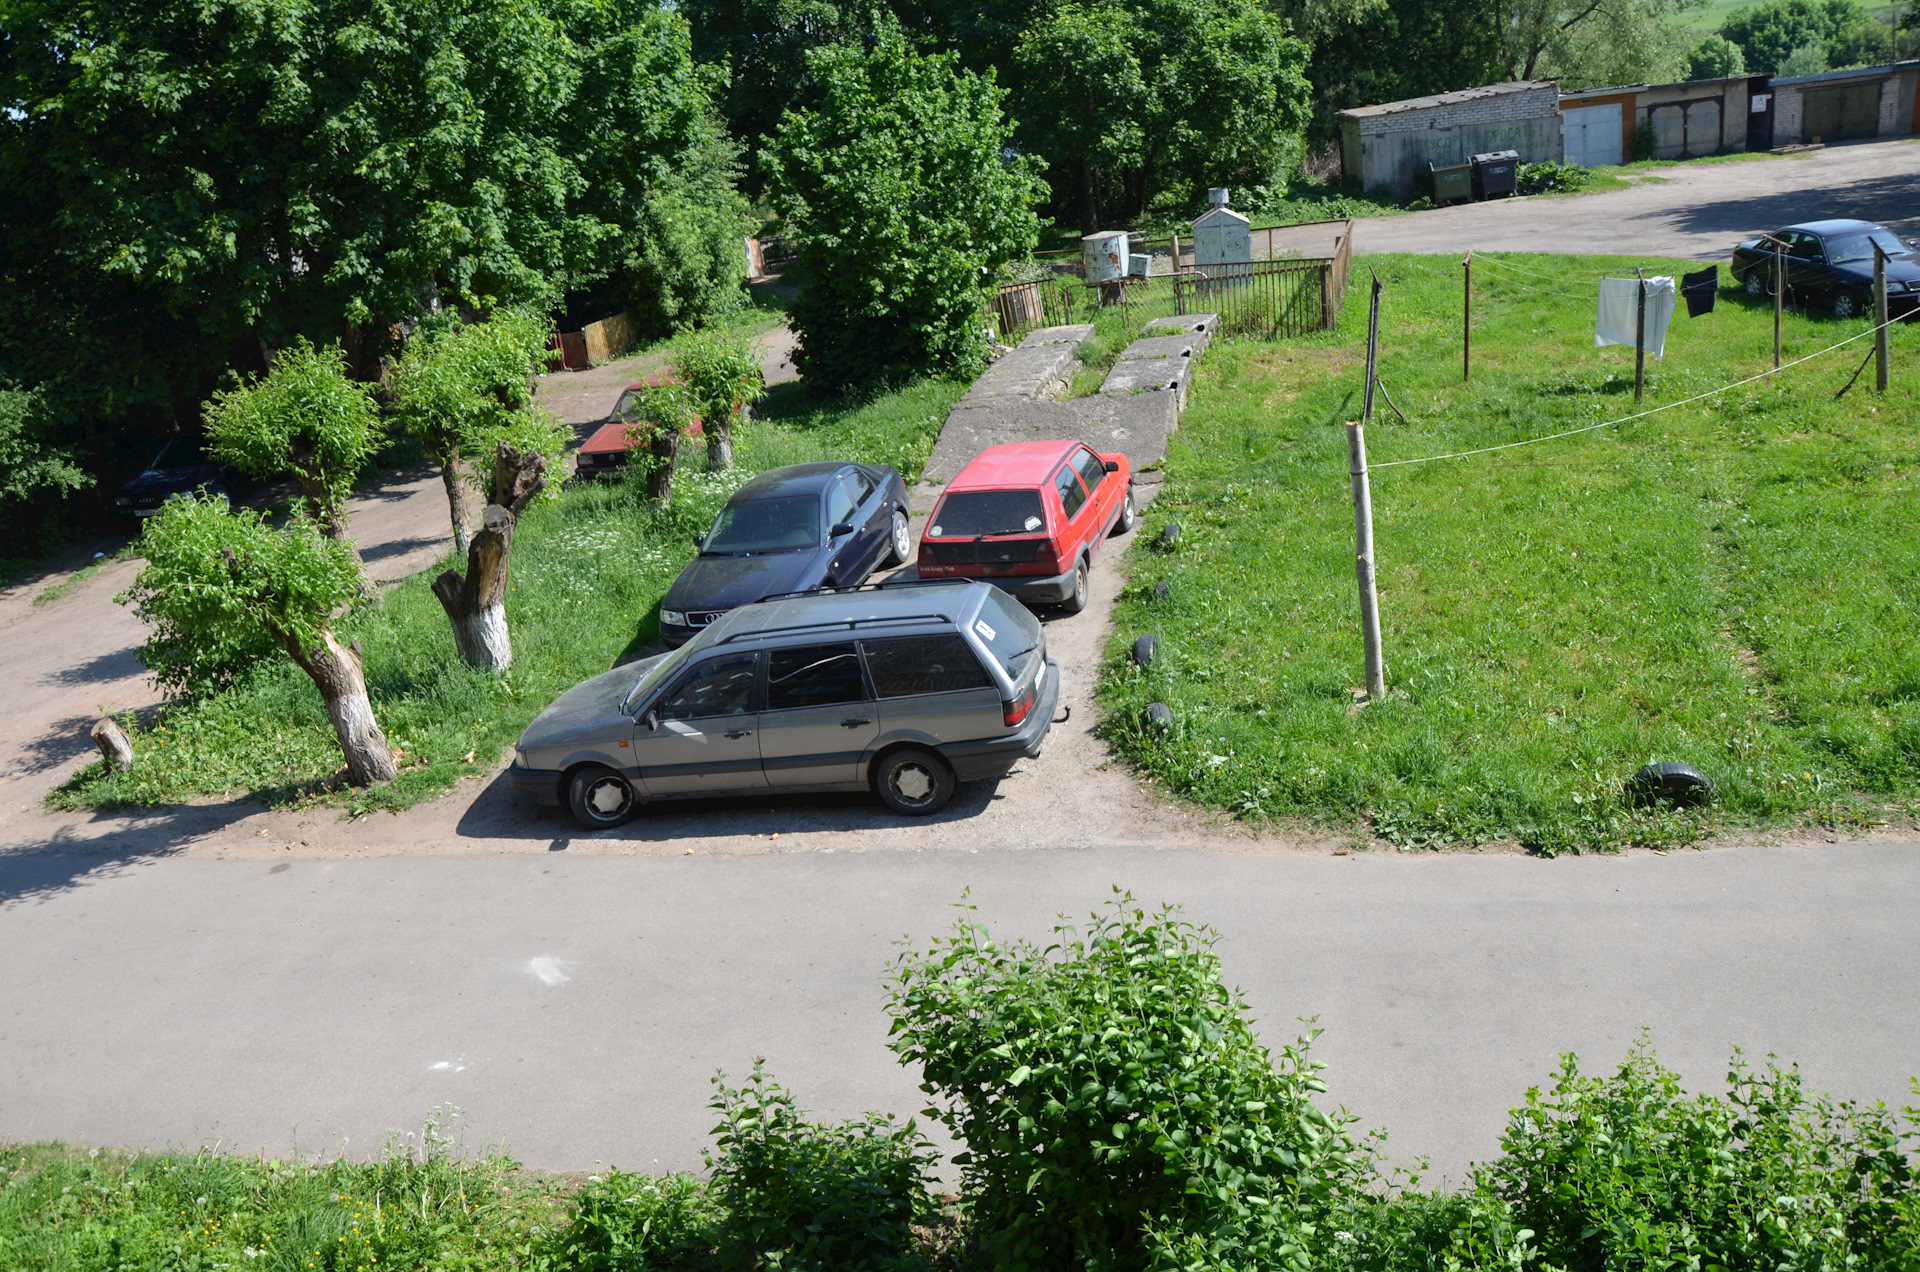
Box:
[917,440,1135,612]
[573,373,702,479]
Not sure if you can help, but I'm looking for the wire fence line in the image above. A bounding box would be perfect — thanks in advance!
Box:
[1369,310,1915,473]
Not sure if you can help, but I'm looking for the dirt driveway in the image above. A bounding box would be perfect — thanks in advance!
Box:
[1354,137,1920,258]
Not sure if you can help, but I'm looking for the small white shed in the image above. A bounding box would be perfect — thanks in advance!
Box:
[1190,191,1251,276]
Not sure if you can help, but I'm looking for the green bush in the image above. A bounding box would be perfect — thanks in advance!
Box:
[707,1064,939,1272]
[539,1171,724,1272]
[762,19,1046,388]
[1484,1041,1920,1272]
[887,893,1372,1272]
[1515,162,1591,196]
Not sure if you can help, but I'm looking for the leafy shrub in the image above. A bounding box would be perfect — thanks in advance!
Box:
[1483,1040,1920,1272]
[1686,33,1748,79]
[762,19,1046,388]
[1515,162,1592,196]
[706,1063,939,1272]
[676,330,766,470]
[887,893,1371,1272]
[624,174,755,336]
[540,1171,724,1271]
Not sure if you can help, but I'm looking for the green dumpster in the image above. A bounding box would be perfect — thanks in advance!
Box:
[1428,161,1472,205]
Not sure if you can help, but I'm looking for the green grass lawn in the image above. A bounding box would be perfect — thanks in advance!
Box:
[52,377,963,814]
[1099,253,1920,852]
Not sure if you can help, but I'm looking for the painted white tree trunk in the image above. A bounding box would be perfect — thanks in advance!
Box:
[449,601,512,671]
[432,441,545,675]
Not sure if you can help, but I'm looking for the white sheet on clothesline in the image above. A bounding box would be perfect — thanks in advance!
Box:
[1595,276,1675,358]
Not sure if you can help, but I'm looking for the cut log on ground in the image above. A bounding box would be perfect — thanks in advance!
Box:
[284,630,397,786]
[90,718,134,772]
[432,441,546,673]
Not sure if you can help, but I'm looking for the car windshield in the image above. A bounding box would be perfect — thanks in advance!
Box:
[703,495,820,554]
[610,389,645,422]
[623,644,695,713]
[1825,230,1907,264]
[929,489,1045,539]
[154,437,211,468]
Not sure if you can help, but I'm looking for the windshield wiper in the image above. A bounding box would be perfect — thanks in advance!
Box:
[965,526,1044,539]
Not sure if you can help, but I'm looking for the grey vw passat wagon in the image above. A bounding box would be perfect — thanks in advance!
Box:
[510,580,1059,828]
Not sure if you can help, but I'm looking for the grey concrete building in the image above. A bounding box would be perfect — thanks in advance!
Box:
[1769,61,1920,147]
[1338,81,1562,199]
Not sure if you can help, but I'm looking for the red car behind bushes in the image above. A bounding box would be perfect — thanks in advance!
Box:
[917,440,1135,613]
[574,372,702,479]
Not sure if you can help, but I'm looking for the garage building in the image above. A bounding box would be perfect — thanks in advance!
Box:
[1559,75,1763,166]
[1338,81,1562,199]
[1769,61,1920,147]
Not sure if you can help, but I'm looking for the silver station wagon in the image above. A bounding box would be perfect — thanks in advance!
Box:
[510,580,1060,828]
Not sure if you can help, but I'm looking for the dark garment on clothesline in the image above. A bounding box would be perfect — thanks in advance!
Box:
[1682,267,1718,317]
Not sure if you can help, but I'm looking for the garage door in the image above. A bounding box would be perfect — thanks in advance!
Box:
[1802,82,1883,142]
[1562,103,1622,167]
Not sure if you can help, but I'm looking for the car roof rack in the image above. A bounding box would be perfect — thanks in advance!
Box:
[749,576,973,605]
[715,613,952,645]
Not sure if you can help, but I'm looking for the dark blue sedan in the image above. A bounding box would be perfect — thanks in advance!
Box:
[1730,220,1920,320]
[658,462,912,647]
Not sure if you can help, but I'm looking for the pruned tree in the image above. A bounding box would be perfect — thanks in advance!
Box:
[389,308,554,556]
[204,338,381,593]
[675,331,765,471]
[122,494,397,786]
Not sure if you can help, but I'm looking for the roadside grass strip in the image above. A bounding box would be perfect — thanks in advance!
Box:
[51,378,962,815]
[1099,252,1920,852]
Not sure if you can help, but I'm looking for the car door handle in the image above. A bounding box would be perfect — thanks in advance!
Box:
[724,728,753,738]
[840,716,873,727]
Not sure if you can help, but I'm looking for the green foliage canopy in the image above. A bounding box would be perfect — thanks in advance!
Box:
[204,339,380,537]
[762,23,1046,386]
[0,386,90,506]
[121,496,363,700]
[1720,0,1876,73]
[390,310,554,463]
[1687,32,1751,77]
[676,331,768,428]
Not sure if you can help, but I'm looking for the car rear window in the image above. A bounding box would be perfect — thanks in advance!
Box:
[970,589,1043,678]
[862,635,991,697]
[705,495,820,554]
[768,642,867,709]
[929,490,1044,539]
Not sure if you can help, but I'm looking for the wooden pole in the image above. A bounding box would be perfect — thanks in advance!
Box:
[1463,250,1472,383]
[1634,267,1647,405]
[1774,241,1784,370]
[1350,273,1386,703]
[1875,244,1890,393]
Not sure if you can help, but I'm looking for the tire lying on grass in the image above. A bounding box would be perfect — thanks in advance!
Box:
[1625,761,1715,808]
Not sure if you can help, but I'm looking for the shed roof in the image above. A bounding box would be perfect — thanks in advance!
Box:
[1337,80,1557,120]
[1771,59,1918,88]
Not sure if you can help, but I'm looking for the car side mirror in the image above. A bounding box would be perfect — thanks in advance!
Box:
[694,533,705,548]
[1808,255,1823,264]
[1103,460,1119,473]
[830,521,854,537]
[643,710,659,732]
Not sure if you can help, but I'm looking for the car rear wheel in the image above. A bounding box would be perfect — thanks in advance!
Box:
[568,765,638,829]
[1061,557,1089,614]
[204,483,232,508]
[1111,487,1136,537]
[873,747,955,816]
[1832,289,1862,320]
[1743,269,1765,298]
[883,508,911,567]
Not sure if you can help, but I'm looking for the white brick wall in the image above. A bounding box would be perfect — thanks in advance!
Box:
[1345,84,1563,197]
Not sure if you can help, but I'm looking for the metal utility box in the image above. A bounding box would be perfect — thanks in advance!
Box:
[1471,150,1520,199]
[1128,253,1152,277]
[1427,160,1473,204]
[1191,202,1251,271]
[1082,231,1129,284]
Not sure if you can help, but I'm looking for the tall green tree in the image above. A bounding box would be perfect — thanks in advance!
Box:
[1013,6,1148,234]
[762,21,1046,386]
[1496,0,1695,86]
[1293,0,1505,146]
[1687,33,1751,78]
[1719,0,1875,73]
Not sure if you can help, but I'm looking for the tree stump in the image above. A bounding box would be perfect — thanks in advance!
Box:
[90,718,134,772]
[432,440,546,673]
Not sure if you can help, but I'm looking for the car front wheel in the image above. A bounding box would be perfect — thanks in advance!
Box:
[1744,269,1766,297]
[1832,289,1863,320]
[873,747,955,816]
[568,765,638,829]
[883,508,911,567]
[1111,487,1136,537]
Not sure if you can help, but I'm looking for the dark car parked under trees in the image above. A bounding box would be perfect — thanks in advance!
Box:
[1731,220,1920,320]
[658,461,912,646]
[113,436,256,518]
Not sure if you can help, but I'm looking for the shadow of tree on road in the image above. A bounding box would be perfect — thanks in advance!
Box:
[0,796,270,909]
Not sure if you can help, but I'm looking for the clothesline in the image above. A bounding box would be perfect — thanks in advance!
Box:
[1369,313,1909,472]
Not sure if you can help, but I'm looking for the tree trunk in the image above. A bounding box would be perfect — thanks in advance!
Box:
[431,441,546,673]
[90,718,133,772]
[1077,160,1099,236]
[438,443,472,557]
[286,629,397,786]
[647,425,677,507]
[706,411,734,472]
[317,501,379,602]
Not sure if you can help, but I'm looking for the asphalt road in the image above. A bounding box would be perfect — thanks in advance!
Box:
[1353,137,1920,258]
[2,840,1915,1186]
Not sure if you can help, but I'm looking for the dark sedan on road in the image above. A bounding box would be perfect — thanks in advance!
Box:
[114,436,255,518]
[658,461,912,647]
[1730,220,1920,319]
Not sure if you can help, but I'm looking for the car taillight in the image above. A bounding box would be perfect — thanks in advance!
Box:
[1003,680,1035,727]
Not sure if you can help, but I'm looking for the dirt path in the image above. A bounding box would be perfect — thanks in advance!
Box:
[1352,136,1920,259]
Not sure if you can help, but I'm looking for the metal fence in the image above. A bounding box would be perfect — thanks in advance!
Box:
[1170,219,1356,338]
[989,275,1080,341]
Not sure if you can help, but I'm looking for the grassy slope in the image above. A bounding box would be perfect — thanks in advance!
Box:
[53,378,963,814]
[1099,253,1920,851]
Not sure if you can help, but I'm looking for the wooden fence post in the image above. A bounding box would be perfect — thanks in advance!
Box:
[1463,250,1472,383]
[1349,274,1387,703]
[1634,268,1647,405]
[1774,241,1784,370]
[1875,244,1890,393]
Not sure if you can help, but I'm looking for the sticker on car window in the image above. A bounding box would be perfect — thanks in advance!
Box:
[974,619,996,641]
[1024,516,1042,531]
[929,525,943,536]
